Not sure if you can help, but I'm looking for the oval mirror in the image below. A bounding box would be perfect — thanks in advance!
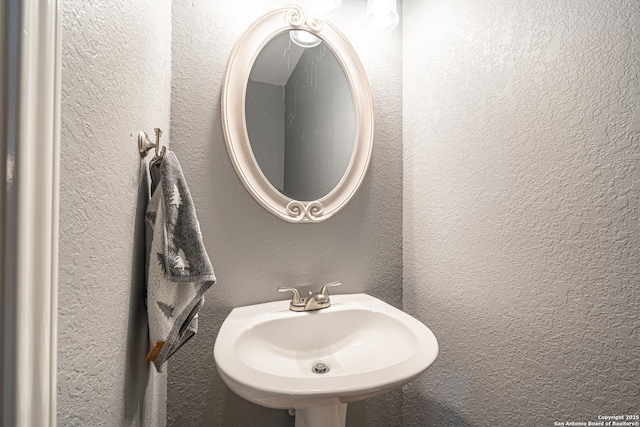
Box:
[246,31,356,202]
[222,7,373,223]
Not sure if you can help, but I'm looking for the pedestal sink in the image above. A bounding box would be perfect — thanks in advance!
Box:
[213,293,439,427]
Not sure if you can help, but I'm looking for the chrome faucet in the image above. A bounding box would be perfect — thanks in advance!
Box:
[278,281,342,312]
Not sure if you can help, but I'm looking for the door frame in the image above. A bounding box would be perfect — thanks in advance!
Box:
[1,0,60,425]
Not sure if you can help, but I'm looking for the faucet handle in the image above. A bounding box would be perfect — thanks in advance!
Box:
[278,287,303,305]
[319,281,342,299]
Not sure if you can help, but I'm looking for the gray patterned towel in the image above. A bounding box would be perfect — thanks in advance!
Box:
[145,150,216,372]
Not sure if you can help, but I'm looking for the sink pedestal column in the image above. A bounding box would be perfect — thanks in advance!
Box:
[295,403,347,427]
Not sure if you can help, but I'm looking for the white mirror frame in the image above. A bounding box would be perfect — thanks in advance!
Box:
[221,6,374,223]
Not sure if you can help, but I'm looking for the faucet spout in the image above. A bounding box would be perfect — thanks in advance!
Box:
[303,292,322,311]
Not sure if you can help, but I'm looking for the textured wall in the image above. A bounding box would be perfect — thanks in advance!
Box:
[58,1,172,425]
[168,0,402,426]
[403,0,640,425]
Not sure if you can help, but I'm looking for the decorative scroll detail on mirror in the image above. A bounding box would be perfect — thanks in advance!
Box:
[221,6,374,223]
[284,9,304,27]
[285,8,323,32]
[286,201,325,221]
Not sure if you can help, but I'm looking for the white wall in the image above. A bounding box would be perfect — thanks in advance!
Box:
[403,0,640,425]
[168,1,403,426]
[57,1,172,425]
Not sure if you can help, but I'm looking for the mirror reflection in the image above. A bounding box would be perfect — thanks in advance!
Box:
[245,30,356,202]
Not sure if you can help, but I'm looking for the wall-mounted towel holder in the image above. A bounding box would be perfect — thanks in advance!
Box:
[138,128,166,159]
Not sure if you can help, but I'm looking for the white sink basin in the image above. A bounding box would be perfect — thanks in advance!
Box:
[214,293,438,427]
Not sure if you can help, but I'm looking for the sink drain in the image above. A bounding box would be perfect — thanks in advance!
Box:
[312,362,330,374]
